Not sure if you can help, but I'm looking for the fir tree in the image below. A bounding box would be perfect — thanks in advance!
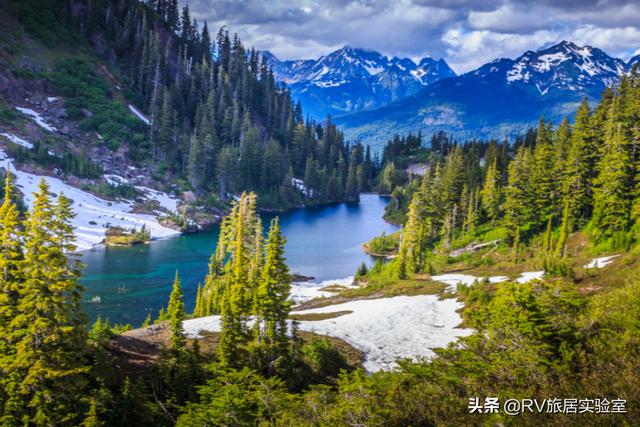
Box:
[555,201,570,258]
[0,170,23,422]
[480,158,501,223]
[562,99,594,226]
[6,180,88,425]
[592,124,634,241]
[503,146,533,238]
[255,218,292,357]
[167,271,186,351]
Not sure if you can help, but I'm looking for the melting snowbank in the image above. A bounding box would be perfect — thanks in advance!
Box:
[290,276,356,303]
[292,296,470,371]
[0,148,179,250]
[1,132,34,149]
[431,273,508,290]
[516,271,545,283]
[431,270,546,288]
[183,294,470,372]
[15,107,57,132]
[128,105,150,125]
[584,255,618,269]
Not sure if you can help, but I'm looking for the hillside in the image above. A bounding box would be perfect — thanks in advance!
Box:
[0,0,376,249]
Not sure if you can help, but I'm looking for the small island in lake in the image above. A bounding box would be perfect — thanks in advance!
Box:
[104,225,151,246]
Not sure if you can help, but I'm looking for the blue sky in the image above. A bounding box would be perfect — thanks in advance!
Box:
[184,0,640,73]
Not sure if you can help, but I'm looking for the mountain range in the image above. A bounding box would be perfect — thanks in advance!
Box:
[262,46,456,119]
[268,41,640,148]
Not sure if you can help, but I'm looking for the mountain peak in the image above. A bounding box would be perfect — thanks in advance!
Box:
[556,40,579,49]
[259,50,280,63]
[495,41,627,95]
[266,46,456,119]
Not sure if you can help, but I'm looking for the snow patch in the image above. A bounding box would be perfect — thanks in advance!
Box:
[0,148,179,250]
[535,52,568,72]
[516,271,544,283]
[431,273,508,290]
[313,80,347,88]
[507,62,531,83]
[584,255,618,269]
[184,295,471,372]
[103,174,129,186]
[128,105,151,125]
[363,60,384,75]
[134,185,179,212]
[291,177,311,197]
[290,276,355,304]
[15,107,57,132]
[1,132,33,149]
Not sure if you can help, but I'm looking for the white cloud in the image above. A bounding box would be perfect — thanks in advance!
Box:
[182,0,640,73]
[570,25,640,58]
[442,28,559,72]
[468,4,555,33]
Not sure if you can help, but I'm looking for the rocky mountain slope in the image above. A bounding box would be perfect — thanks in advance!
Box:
[333,41,638,148]
[0,0,213,248]
[264,46,456,119]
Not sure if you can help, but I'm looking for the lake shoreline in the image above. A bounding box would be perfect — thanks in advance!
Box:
[80,195,400,326]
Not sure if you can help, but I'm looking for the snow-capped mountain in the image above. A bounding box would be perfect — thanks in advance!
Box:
[263,46,456,119]
[335,41,637,149]
[473,40,627,95]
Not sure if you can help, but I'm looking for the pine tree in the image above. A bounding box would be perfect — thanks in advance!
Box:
[503,146,533,238]
[592,124,634,241]
[531,119,559,224]
[555,201,570,258]
[0,169,22,318]
[397,190,432,274]
[355,262,368,279]
[167,271,186,351]
[480,158,501,223]
[255,218,291,356]
[543,217,553,255]
[193,283,203,318]
[6,180,88,425]
[166,0,180,32]
[180,5,192,41]
[82,398,103,427]
[216,193,261,366]
[0,170,23,421]
[562,99,594,226]
[512,226,521,264]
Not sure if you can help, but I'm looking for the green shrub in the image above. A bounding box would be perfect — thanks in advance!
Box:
[365,231,400,254]
[52,58,146,152]
[301,338,349,378]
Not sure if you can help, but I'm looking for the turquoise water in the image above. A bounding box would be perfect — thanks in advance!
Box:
[80,195,399,326]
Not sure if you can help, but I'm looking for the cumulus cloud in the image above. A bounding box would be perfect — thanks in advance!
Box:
[181,0,640,72]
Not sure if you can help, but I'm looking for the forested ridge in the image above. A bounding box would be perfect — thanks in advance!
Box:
[376,67,640,265]
[71,0,376,208]
[1,0,377,211]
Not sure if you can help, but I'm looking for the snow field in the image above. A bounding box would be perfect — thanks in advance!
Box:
[0,148,179,250]
[183,294,470,372]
